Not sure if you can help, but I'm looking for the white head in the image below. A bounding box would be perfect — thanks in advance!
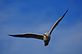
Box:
[44,32,50,37]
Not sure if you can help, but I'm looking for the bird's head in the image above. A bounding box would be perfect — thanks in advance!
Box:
[44,32,50,37]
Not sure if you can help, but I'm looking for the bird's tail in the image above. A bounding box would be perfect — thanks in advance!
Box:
[44,40,50,46]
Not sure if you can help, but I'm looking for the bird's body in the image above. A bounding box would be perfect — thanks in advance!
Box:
[9,10,68,46]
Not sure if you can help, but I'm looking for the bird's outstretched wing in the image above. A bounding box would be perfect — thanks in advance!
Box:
[9,33,44,40]
[48,10,68,35]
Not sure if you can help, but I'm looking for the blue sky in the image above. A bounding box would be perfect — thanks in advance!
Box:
[0,0,82,54]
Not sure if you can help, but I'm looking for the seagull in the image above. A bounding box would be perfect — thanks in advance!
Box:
[9,10,68,46]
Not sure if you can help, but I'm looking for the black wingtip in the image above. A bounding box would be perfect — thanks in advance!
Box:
[8,34,13,37]
[8,34,11,36]
[63,9,68,16]
[66,9,69,13]
[8,34,15,36]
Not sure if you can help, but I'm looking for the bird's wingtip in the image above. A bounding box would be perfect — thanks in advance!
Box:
[8,34,17,38]
[8,34,14,36]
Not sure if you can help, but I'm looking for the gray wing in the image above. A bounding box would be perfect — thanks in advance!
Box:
[9,33,44,40]
[48,10,68,35]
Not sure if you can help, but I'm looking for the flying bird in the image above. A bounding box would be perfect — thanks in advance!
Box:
[9,10,68,46]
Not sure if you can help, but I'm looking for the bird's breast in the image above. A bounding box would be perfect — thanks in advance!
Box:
[43,36,48,40]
